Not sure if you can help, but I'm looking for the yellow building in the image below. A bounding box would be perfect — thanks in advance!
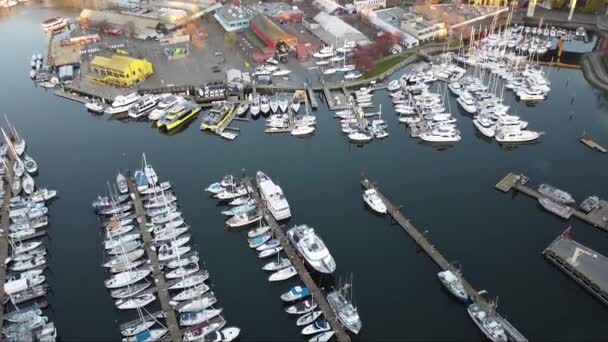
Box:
[88,55,154,87]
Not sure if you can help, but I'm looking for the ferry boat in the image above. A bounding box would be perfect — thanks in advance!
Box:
[42,17,69,32]
[128,94,160,120]
[158,103,201,132]
[256,171,291,221]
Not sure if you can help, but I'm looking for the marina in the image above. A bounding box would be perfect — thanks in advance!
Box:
[543,232,608,307]
[496,173,608,232]
[360,178,527,342]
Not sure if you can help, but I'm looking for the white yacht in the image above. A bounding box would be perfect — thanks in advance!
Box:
[128,94,160,119]
[473,116,496,138]
[287,224,336,274]
[250,96,260,118]
[467,304,508,342]
[437,270,468,301]
[362,189,386,214]
[278,97,289,113]
[495,127,543,143]
[256,171,291,221]
[516,87,545,101]
[85,100,104,114]
[105,93,140,115]
[420,127,461,143]
[260,96,270,114]
[457,92,477,114]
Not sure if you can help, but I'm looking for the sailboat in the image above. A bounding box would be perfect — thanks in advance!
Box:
[5,115,25,156]
[22,173,35,195]
[142,153,158,186]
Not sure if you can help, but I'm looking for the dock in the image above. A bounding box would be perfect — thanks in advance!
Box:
[496,173,608,232]
[305,84,317,110]
[53,89,90,104]
[0,157,14,328]
[127,177,181,341]
[361,178,528,342]
[243,177,351,342]
[543,234,608,306]
[580,134,607,153]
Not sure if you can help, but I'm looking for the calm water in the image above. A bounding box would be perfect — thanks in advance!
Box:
[2,5,608,341]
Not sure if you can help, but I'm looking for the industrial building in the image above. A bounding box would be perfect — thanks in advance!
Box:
[88,54,154,87]
[214,3,257,32]
[366,7,419,48]
[253,2,305,23]
[400,10,447,42]
[79,9,173,39]
[305,11,370,46]
[250,13,298,49]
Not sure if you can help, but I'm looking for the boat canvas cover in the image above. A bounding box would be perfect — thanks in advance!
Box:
[4,278,28,295]
[135,330,151,342]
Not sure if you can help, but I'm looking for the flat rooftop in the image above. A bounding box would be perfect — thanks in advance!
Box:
[413,4,507,27]
[51,40,82,66]
[252,2,304,18]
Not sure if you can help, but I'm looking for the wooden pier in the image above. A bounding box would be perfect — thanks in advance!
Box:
[243,177,351,342]
[580,134,607,153]
[361,178,528,342]
[127,177,181,341]
[0,157,14,329]
[305,84,317,110]
[496,173,608,232]
[53,89,90,104]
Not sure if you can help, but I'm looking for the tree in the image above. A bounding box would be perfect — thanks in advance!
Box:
[354,49,375,73]
[224,32,238,48]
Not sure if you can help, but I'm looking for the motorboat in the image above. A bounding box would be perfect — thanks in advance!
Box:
[260,96,270,114]
[258,246,283,258]
[249,233,271,249]
[250,97,260,118]
[538,197,575,219]
[457,92,477,114]
[292,125,315,136]
[363,188,386,214]
[247,224,271,238]
[494,127,543,143]
[420,128,461,143]
[166,252,198,268]
[134,170,148,192]
[30,188,57,202]
[180,308,223,326]
[327,284,361,334]
[165,263,199,279]
[262,257,291,271]
[309,331,335,342]
[281,285,310,302]
[269,96,279,113]
[256,238,280,251]
[203,327,241,342]
[287,224,336,274]
[157,244,190,262]
[104,269,151,289]
[348,131,372,143]
[121,320,156,337]
[437,270,468,301]
[473,116,496,138]
[467,304,508,342]
[344,71,363,80]
[387,80,401,92]
[22,173,35,195]
[256,171,291,220]
[538,184,575,204]
[182,318,226,341]
[115,293,156,310]
[291,94,301,113]
[123,329,168,342]
[268,266,297,282]
[302,319,331,336]
[215,186,247,200]
[115,173,128,195]
[580,196,600,213]
[229,196,253,206]
[227,209,262,228]
[285,299,317,315]
[128,95,160,119]
[85,100,105,114]
[279,97,289,113]
[235,102,249,117]
[297,310,323,326]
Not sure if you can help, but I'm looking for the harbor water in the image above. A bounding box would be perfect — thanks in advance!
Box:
[2,5,608,341]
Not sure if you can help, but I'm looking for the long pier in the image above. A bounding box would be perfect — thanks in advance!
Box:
[361,178,528,342]
[242,177,351,342]
[127,177,181,341]
[495,173,608,232]
[580,134,607,153]
[0,157,14,328]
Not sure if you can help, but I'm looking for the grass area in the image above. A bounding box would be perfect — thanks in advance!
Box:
[364,53,410,78]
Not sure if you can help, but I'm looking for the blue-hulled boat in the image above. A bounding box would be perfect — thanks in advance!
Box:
[281,285,310,302]
[248,233,271,249]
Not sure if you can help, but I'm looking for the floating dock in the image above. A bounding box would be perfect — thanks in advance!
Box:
[361,178,528,342]
[580,135,607,153]
[543,235,608,306]
[0,157,14,329]
[127,177,181,341]
[243,177,351,342]
[496,173,608,232]
[306,84,317,110]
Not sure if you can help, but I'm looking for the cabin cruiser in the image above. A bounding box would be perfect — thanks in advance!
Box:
[149,95,181,120]
[538,184,575,204]
[494,127,543,143]
[457,92,477,114]
[467,304,508,342]
[105,93,140,115]
[473,115,496,138]
[362,188,386,214]
[256,171,291,221]
[287,224,336,274]
[348,131,372,143]
[85,100,105,114]
[226,209,262,228]
[327,284,361,334]
[128,94,160,119]
[420,127,461,143]
[437,270,468,301]
[260,96,270,114]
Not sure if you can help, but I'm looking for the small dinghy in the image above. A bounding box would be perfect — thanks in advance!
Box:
[258,246,283,258]
[285,299,317,315]
[115,293,156,310]
[302,319,331,336]
[297,310,323,326]
[248,225,271,238]
[269,266,297,282]
[281,285,310,302]
[204,327,241,342]
[262,257,291,271]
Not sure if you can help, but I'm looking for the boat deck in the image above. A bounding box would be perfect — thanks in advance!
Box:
[580,135,607,153]
[243,177,352,342]
[543,235,608,306]
[360,177,528,342]
[0,157,15,329]
[127,177,181,341]
[496,173,608,232]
